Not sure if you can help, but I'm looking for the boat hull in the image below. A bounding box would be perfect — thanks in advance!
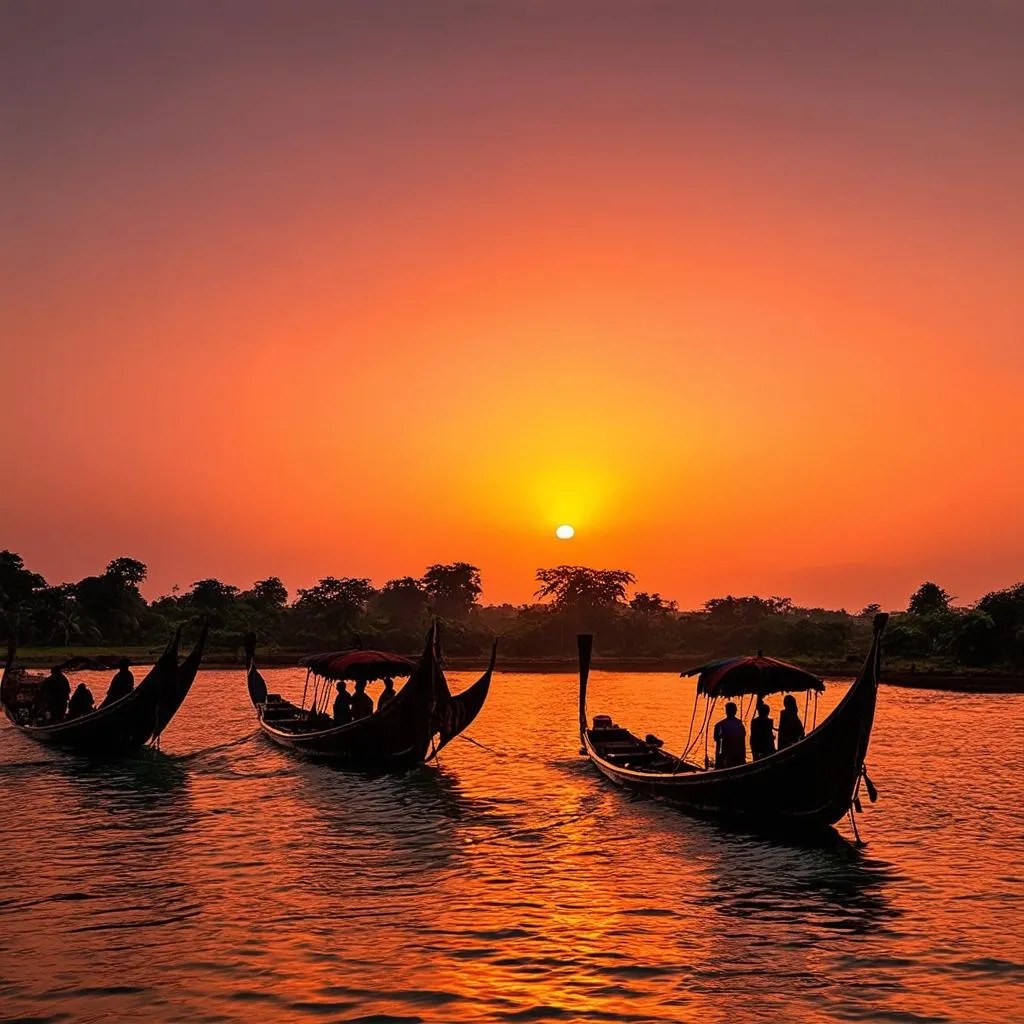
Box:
[247,629,496,772]
[1,627,207,755]
[580,615,886,831]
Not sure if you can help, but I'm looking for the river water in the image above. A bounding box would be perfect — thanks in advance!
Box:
[1,667,1021,1023]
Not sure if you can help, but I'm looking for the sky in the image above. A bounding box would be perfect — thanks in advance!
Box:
[1,1,1022,611]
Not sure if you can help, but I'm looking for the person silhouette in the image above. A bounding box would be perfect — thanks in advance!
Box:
[351,679,373,720]
[332,681,352,724]
[750,701,776,760]
[67,681,95,720]
[102,658,135,707]
[37,666,71,724]
[713,701,747,768]
[377,676,397,711]
[777,694,806,749]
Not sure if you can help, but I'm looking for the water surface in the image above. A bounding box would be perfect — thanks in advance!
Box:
[1,669,1021,1023]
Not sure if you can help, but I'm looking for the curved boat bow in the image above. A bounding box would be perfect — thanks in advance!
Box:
[246,629,439,770]
[1,626,206,754]
[578,614,888,832]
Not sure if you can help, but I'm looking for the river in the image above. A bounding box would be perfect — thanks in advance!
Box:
[1,667,1021,1023]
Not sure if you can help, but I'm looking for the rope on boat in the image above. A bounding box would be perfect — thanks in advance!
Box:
[672,690,704,773]
[300,668,311,711]
[848,764,877,846]
[456,733,506,758]
[848,805,864,846]
[703,696,718,768]
[682,689,700,753]
[862,764,878,802]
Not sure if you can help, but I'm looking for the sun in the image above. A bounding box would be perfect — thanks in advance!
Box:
[555,524,575,540]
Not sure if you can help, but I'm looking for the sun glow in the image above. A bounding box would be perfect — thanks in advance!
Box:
[556,524,575,540]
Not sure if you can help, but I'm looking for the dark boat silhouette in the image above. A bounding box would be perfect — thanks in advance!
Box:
[245,625,495,771]
[1,625,208,754]
[577,614,888,832]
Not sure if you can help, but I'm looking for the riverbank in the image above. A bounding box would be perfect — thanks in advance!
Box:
[8,646,1023,692]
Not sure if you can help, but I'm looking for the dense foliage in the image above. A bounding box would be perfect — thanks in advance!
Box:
[1,551,1021,669]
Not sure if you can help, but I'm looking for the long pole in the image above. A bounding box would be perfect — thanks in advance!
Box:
[577,634,592,750]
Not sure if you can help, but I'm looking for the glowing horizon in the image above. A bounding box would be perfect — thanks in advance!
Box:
[2,3,1021,612]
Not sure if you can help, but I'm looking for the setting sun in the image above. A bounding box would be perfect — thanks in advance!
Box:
[556,525,576,540]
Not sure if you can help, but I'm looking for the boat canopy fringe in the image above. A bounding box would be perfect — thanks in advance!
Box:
[299,650,416,683]
[682,654,825,698]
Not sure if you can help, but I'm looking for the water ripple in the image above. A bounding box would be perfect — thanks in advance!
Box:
[1,670,1021,1023]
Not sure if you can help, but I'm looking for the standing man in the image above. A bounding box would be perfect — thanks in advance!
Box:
[713,701,747,768]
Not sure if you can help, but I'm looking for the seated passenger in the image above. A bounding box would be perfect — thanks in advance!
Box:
[102,658,135,707]
[67,682,95,720]
[351,679,373,720]
[377,676,397,711]
[36,667,71,724]
[777,694,805,749]
[713,701,746,768]
[332,682,352,725]
[749,701,776,760]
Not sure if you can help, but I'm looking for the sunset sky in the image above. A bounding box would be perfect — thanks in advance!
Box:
[2,1,1021,611]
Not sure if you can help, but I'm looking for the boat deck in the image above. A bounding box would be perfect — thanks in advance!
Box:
[587,724,701,774]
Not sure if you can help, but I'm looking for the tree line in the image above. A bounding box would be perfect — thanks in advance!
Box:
[1,551,1021,669]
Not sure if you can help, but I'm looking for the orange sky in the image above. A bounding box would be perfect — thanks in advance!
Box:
[2,2,1022,610]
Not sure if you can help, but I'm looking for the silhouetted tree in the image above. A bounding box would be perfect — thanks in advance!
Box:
[535,566,636,609]
[376,577,429,625]
[0,550,47,634]
[422,563,481,619]
[76,559,149,642]
[189,578,240,614]
[294,577,375,638]
[976,583,1024,665]
[42,586,100,646]
[104,557,148,588]
[250,577,288,609]
[951,610,996,666]
[858,603,882,619]
[907,582,953,616]
[630,592,678,616]
[704,595,792,623]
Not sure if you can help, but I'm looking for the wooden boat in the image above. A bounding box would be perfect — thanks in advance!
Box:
[245,627,496,770]
[578,614,888,832]
[1,626,208,754]
[431,639,496,757]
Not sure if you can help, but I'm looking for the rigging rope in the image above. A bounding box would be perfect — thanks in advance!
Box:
[703,696,718,768]
[456,733,506,757]
[680,691,714,765]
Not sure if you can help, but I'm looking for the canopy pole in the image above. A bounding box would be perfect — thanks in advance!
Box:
[301,668,311,711]
[813,690,819,730]
[804,689,810,728]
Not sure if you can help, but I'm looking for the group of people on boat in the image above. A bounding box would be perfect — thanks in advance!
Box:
[330,676,397,724]
[32,660,135,725]
[712,695,805,768]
